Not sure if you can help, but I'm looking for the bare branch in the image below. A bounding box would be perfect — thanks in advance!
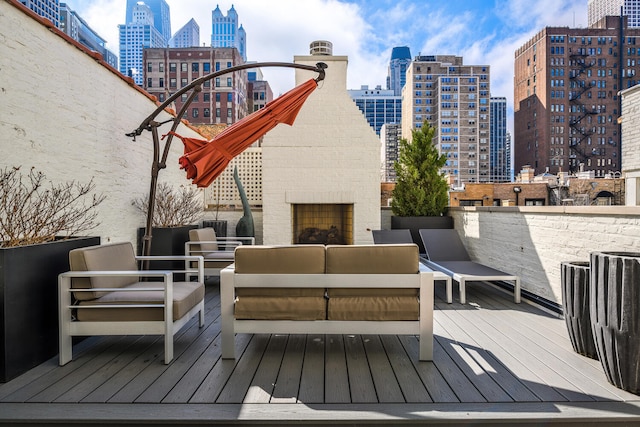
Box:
[132,183,203,227]
[0,167,106,247]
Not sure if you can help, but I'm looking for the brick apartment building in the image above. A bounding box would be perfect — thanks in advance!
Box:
[514,15,640,177]
[143,46,248,125]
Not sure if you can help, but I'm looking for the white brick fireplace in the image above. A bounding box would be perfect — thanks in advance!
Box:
[261,43,381,245]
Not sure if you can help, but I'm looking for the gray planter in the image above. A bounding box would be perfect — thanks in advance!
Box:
[0,236,100,382]
[136,225,198,278]
[561,261,598,359]
[590,251,640,394]
[391,215,453,254]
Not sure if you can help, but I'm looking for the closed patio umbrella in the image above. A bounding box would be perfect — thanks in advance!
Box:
[174,78,319,187]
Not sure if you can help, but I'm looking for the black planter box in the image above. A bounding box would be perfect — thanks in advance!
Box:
[201,220,227,238]
[590,251,640,394]
[0,236,100,382]
[561,261,598,359]
[391,216,453,254]
[137,225,198,277]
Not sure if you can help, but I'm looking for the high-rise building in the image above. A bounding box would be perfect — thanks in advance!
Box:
[348,85,402,136]
[211,5,247,61]
[490,97,510,182]
[143,46,248,125]
[169,18,200,48]
[401,55,491,186]
[387,46,411,96]
[20,0,59,27]
[380,123,402,182]
[119,1,165,86]
[126,0,171,44]
[514,16,640,176]
[588,0,640,27]
[59,3,117,69]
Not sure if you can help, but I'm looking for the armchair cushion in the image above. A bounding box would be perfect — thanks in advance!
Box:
[69,242,139,301]
[76,281,205,322]
[189,228,219,252]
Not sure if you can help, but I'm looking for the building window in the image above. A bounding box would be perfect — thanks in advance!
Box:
[227,92,233,102]
[204,108,210,117]
[181,63,188,72]
[169,63,176,72]
[147,62,152,72]
[215,77,220,87]
[227,77,232,87]
[147,78,152,88]
[215,62,221,71]
[159,78,164,88]
[227,108,232,117]
[159,93,165,102]
[203,62,211,72]
[192,62,199,72]
[216,93,221,102]
[170,78,176,88]
[181,94,188,102]
[216,108,221,117]
[192,108,198,118]
[181,78,188,87]
[203,93,210,102]
[159,63,164,72]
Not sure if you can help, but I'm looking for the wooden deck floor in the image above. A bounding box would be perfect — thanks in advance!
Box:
[1,279,640,426]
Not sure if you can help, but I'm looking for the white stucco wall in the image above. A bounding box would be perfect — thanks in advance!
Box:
[0,2,203,245]
[621,84,640,206]
[449,206,640,305]
[261,54,381,245]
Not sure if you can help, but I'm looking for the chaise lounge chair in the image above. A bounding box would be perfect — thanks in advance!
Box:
[419,228,520,304]
[372,229,453,303]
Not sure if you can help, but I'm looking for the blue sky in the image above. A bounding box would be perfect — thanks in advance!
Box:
[73,0,590,133]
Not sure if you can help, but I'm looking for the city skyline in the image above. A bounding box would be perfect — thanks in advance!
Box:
[72,0,591,135]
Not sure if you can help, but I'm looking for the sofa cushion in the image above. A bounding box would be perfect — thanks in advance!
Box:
[326,244,419,297]
[76,280,205,322]
[234,296,326,320]
[327,296,419,321]
[69,242,139,301]
[233,245,326,297]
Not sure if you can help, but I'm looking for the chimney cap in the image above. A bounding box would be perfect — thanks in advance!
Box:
[310,40,333,56]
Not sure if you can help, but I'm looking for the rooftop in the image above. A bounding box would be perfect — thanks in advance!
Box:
[1,279,639,426]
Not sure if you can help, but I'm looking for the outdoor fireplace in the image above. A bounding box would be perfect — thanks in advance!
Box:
[292,203,353,245]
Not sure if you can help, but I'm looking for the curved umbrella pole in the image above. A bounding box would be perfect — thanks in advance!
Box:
[126,61,327,263]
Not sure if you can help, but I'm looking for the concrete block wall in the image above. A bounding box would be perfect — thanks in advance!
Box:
[0,2,203,245]
[449,206,640,305]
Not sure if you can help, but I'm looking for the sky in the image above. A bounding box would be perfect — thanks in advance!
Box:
[71,0,590,133]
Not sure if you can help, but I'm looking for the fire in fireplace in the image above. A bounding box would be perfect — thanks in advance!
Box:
[292,203,353,245]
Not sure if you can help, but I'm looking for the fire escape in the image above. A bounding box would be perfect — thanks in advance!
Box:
[568,49,596,173]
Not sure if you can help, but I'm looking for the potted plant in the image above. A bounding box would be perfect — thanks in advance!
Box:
[390,122,452,252]
[0,166,103,382]
[133,182,203,272]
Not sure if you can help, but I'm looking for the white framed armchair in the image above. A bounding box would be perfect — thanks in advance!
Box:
[185,227,254,278]
[58,241,205,365]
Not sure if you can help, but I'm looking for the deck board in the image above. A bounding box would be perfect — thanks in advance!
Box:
[1,279,640,425]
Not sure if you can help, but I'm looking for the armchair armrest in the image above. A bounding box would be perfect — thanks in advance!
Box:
[136,255,204,283]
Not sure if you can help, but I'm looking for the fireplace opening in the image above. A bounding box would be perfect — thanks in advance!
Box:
[292,203,353,245]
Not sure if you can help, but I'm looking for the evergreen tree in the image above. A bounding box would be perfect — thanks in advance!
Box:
[391,122,449,216]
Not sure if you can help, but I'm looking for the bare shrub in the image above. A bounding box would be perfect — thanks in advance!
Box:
[0,166,106,247]
[132,183,203,227]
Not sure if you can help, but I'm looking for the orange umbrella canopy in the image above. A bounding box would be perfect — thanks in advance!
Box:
[176,78,318,187]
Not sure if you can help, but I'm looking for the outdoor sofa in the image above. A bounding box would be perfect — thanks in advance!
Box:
[220,243,434,361]
[58,242,206,365]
